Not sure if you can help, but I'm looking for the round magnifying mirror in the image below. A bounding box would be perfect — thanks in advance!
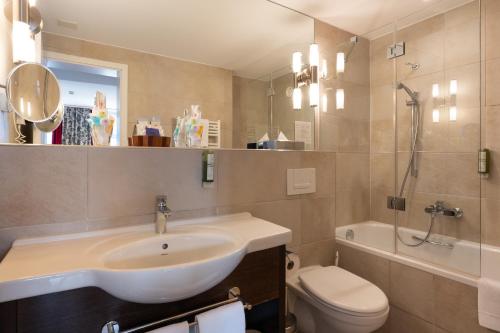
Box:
[34,104,64,132]
[6,62,62,123]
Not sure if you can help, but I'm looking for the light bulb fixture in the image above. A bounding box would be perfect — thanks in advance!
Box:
[336,52,345,74]
[293,88,302,110]
[309,83,319,107]
[449,106,457,121]
[292,52,302,74]
[336,89,345,110]
[449,80,458,96]
[432,83,440,98]
[432,109,440,123]
[321,59,328,79]
[12,21,35,63]
[309,44,319,67]
[291,44,325,110]
[322,94,328,113]
[28,0,36,6]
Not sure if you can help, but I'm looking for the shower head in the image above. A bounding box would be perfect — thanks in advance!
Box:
[397,82,418,103]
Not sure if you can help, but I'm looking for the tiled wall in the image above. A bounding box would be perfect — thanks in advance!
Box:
[0,145,336,266]
[369,1,482,243]
[42,33,234,148]
[338,244,493,333]
[482,0,500,247]
[315,20,371,227]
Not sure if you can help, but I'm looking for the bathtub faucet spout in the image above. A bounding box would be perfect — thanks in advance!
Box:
[424,201,463,219]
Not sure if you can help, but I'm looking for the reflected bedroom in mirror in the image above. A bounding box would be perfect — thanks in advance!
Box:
[0,0,347,150]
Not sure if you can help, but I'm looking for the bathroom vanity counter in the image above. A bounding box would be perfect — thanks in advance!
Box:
[0,213,291,303]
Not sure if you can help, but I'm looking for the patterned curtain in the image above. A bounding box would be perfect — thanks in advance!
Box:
[62,106,92,145]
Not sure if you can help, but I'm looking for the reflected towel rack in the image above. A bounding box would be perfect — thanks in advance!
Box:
[101,287,252,333]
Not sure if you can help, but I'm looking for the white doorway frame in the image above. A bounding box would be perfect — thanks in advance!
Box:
[42,51,129,146]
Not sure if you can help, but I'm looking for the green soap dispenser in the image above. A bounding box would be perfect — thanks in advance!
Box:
[202,150,215,183]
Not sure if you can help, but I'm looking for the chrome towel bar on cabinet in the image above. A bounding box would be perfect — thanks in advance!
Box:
[101,287,252,333]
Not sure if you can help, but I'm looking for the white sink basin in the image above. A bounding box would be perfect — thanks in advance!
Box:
[0,213,292,304]
[96,231,246,303]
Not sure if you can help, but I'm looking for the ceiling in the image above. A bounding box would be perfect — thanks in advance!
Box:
[272,0,473,39]
[37,0,314,79]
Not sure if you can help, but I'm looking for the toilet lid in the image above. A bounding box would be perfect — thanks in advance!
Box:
[298,266,388,315]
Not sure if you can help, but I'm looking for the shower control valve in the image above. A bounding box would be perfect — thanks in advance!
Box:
[424,201,463,219]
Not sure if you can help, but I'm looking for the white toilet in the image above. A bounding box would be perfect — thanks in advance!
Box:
[287,265,389,333]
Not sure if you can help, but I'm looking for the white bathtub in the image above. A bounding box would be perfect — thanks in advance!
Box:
[335,221,498,287]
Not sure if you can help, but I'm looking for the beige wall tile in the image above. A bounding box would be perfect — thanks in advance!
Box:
[371,153,395,192]
[390,261,435,322]
[485,58,500,106]
[319,113,339,151]
[299,238,336,267]
[0,146,87,228]
[371,189,396,224]
[395,15,445,81]
[484,0,500,61]
[482,198,500,247]
[301,197,335,244]
[486,106,500,151]
[482,151,500,201]
[336,189,370,226]
[444,15,480,69]
[87,148,217,219]
[300,151,335,199]
[409,153,480,197]
[216,150,300,206]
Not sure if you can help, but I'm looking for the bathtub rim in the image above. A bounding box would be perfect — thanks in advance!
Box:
[335,236,479,287]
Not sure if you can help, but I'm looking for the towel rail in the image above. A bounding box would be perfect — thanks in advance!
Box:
[101,287,252,333]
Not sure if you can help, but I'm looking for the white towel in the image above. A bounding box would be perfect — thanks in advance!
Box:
[147,321,189,333]
[478,278,500,331]
[195,301,245,333]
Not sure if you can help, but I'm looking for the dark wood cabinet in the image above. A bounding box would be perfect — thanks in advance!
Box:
[0,246,286,333]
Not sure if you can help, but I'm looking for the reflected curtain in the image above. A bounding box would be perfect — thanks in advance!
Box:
[62,106,92,145]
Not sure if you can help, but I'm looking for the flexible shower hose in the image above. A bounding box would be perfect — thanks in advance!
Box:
[395,103,435,247]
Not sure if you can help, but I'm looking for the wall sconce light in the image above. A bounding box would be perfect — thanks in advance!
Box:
[336,89,345,110]
[432,108,440,123]
[449,106,457,122]
[336,52,345,75]
[12,21,35,63]
[321,59,328,79]
[293,87,302,110]
[4,0,43,63]
[291,44,323,108]
[449,80,458,96]
[432,83,440,98]
[322,94,328,113]
[309,83,319,107]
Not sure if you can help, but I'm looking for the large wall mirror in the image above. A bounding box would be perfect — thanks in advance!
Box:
[1,0,318,149]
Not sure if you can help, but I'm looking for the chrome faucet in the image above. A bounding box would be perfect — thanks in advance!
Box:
[424,201,463,218]
[155,195,172,234]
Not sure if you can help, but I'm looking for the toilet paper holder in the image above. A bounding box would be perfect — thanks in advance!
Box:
[101,287,252,333]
